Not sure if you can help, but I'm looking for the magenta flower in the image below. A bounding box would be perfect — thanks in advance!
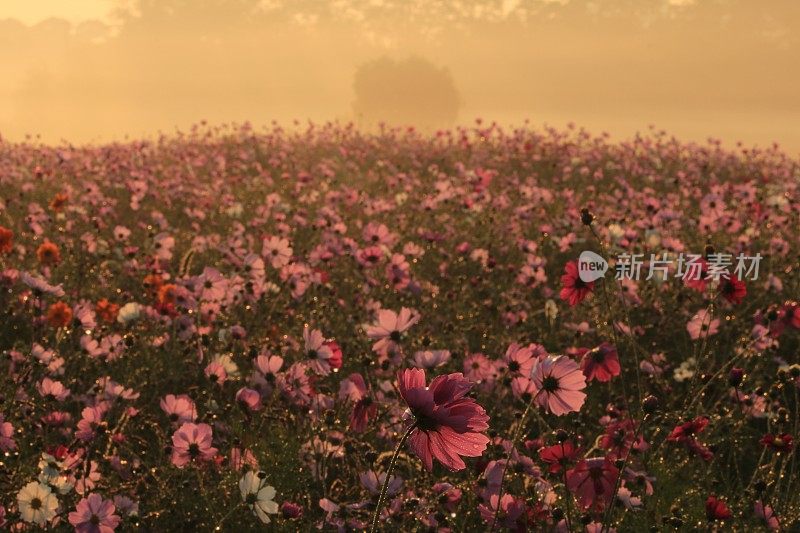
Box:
[566,457,619,510]
[171,423,218,467]
[580,343,621,382]
[397,368,490,471]
[530,355,587,415]
[68,493,121,533]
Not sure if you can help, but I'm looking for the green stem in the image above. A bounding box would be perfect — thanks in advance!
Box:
[369,422,417,533]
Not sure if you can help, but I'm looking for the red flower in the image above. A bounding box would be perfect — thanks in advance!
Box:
[566,456,619,510]
[324,340,343,369]
[760,433,794,453]
[559,260,594,307]
[0,226,13,254]
[538,441,580,474]
[580,343,621,382]
[397,368,490,471]
[705,495,732,521]
[667,416,713,461]
[720,275,746,305]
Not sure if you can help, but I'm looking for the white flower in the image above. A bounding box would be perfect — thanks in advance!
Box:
[673,357,696,382]
[37,453,74,495]
[239,471,279,524]
[117,302,142,325]
[17,481,59,526]
[212,354,240,378]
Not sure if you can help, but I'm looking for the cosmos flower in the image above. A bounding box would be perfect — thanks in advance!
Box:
[239,471,279,524]
[559,260,594,307]
[530,355,587,416]
[37,240,61,265]
[720,275,747,305]
[338,373,376,433]
[365,307,420,355]
[705,495,732,521]
[303,327,334,375]
[46,301,73,328]
[566,457,619,510]
[580,343,621,382]
[17,481,59,526]
[170,423,218,467]
[686,309,720,340]
[68,493,121,533]
[160,394,196,425]
[397,368,490,471]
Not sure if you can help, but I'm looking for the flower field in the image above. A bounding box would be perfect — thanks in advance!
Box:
[0,122,798,531]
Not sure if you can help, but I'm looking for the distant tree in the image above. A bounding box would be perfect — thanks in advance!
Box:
[352,56,460,130]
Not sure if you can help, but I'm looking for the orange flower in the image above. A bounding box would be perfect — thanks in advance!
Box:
[95,298,120,324]
[0,226,12,254]
[50,193,69,211]
[37,240,61,266]
[47,301,73,328]
[143,273,164,295]
[157,284,178,306]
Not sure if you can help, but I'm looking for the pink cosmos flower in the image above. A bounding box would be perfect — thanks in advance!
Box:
[0,414,16,451]
[463,353,494,382]
[68,493,121,533]
[262,236,293,268]
[477,493,526,530]
[359,470,403,496]
[235,387,262,412]
[581,343,621,382]
[37,377,71,402]
[366,307,420,355]
[397,368,490,471]
[338,373,376,433]
[686,309,720,340]
[530,355,587,416]
[412,349,451,369]
[303,327,334,375]
[160,394,196,425]
[171,423,218,467]
[566,457,619,510]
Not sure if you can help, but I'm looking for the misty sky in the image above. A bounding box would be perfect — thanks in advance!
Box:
[1,0,798,152]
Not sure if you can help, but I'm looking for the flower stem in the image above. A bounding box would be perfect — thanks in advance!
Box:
[370,421,418,533]
[490,401,533,532]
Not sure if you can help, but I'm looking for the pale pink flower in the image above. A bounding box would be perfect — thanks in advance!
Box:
[68,493,121,533]
[686,309,720,340]
[170,423,218,467]
[530,355,587,416]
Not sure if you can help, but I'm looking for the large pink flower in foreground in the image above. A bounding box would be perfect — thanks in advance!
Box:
[530,355,587,415]
[397,368,490,471]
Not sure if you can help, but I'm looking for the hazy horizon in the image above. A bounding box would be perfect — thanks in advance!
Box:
[2,0,799,153]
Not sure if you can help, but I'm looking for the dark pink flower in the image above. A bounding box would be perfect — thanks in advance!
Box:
[397,368,490,471]
[581,343,621,382]
[566,457,619,510]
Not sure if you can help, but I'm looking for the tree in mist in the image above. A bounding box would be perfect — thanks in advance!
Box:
[352,56,461,130]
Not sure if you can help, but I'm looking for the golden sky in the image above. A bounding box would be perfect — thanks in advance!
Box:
[1,0,798,153]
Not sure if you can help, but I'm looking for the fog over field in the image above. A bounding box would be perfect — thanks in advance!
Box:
[1,0,798,151]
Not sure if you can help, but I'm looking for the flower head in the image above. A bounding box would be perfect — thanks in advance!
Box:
[397,368,490,471]
[239,471,279,524]
[530,355,587,416]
